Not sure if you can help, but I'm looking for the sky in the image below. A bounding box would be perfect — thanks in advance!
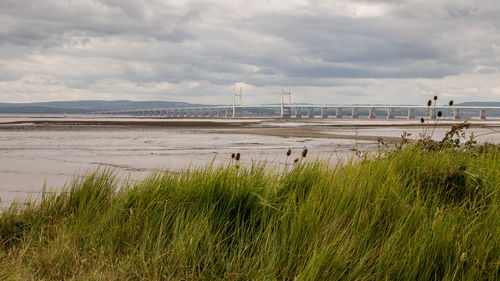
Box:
[1,0,500,105]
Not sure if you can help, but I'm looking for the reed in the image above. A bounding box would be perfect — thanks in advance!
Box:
[0,142,499,280]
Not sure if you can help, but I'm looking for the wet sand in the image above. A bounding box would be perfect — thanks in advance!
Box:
[1,116,499,209]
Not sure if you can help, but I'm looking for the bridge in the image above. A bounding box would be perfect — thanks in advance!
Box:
[97,86,500,120]
[100,104,499,120]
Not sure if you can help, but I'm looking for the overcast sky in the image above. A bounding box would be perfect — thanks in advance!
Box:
[1,0,500,105]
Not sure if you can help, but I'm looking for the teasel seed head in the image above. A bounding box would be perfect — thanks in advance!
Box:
[231,153,235,159]
[437,110,442,117]
[235,152,240,161]
[420,117,425,123]
[427,100,432,106]
[449,100,454,106]
[433,95,438,101]
[301,148,308,158]
[294,158,299,163]
[286,148,291,157]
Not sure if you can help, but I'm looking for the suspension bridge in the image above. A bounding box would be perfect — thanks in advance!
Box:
[97,86,500,120]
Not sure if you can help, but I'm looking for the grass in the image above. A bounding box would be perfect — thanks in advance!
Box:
[0,142,499,280]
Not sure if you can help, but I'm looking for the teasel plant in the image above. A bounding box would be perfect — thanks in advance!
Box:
[229,152,240,169]
[301,147,308,158]
[426,95,443,138]
[448,100,454,120]
[421,96,440,139]
[430,95,442,137]
[291,147,308,165]
[284,148,292,171]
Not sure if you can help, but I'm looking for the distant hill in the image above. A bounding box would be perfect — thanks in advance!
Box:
[0,100,206,114]
[455,101,500,107]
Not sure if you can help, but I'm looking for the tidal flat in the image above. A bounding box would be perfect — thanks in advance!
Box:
[0,115,499,209]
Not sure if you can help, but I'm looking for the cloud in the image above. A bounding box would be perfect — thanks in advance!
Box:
[0,0,499,104]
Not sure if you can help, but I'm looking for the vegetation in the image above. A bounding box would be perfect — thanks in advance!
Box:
[1,130,499,280]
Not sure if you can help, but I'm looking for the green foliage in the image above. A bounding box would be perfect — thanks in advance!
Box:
[0,143,499,280]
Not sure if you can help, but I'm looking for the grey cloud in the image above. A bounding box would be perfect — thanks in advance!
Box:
[1,0,500,103]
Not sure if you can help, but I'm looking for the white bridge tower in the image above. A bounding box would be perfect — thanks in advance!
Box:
[280,83,292,118]
[233,86,243,118]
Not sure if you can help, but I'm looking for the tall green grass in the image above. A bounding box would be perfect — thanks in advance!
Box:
[0,144,499,280]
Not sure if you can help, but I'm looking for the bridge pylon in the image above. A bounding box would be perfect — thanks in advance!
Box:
[233,86,243,118]
[281,83,292,118]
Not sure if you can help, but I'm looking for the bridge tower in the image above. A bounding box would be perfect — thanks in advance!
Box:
[281,83,292,118]
[233,86,243,118]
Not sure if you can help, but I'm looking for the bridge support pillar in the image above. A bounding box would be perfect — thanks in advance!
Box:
[281,107,291,118]
[480,109,486,120]
[351,108,358,119]
[321,107,328,118]
[295,107,302,118]
[429,108,436,120]
[225,109,230,118]
[387,108,394,119]
[308,107,314,118]
[407,108,414,119]
[368,108,376,119]
[336,107,343,119]
[453,109,460,120]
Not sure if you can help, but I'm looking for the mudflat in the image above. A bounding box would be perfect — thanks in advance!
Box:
[1,116,499,209]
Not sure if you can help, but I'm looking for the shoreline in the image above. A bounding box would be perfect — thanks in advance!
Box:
[1,117,499,144]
